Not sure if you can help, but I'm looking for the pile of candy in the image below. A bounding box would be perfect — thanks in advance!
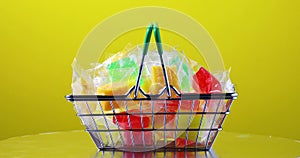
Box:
[71,44,234,150]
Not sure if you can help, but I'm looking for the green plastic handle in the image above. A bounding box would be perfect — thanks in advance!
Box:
[142,24,153,55]
[153,24,163,55]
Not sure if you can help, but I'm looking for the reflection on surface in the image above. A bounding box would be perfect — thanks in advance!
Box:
[93,149,217,158]
[0,130,299,158]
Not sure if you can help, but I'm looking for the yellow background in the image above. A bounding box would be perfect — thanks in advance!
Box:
[0,0,299,141]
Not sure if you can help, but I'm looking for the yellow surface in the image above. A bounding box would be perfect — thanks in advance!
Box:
[1,0,300,141]
[0,130,299,157]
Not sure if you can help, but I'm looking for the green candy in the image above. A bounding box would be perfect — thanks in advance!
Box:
[107,57,138,82]
[170,56,191,91]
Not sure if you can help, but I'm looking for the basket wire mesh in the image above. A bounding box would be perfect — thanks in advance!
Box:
[65,24,237,152]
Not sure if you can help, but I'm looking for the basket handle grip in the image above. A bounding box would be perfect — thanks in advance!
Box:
[142,24,153,55]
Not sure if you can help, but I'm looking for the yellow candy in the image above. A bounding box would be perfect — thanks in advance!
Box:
[97,78,148,111]
[97,80,135,111]
[151,65,180,97]
[140,76,152,93]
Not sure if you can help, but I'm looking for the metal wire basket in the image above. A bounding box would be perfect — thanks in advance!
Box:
[65,24,237,152]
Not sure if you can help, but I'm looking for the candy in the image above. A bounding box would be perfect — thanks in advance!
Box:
[165,138,196,148]
[170,56,192,91]
[175,138,196,147]
[140,76,152,93]
[192,67,222,93]
[154,100,179,129]
[153,99,200,140]
[107,57,138,82]
[97,81,134,111]
[192,67,223,113]
[179,99,201,112]
[97,56,139,111]
[114,110,152,146]
[151,65,180,97]
[113,110,150,129]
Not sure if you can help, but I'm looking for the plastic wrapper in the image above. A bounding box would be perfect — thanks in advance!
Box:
[71,43,235,151]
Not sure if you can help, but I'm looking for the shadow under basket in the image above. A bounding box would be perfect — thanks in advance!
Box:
[65,92,237,152]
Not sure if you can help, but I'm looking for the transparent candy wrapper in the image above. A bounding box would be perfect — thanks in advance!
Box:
[69,42,236,152]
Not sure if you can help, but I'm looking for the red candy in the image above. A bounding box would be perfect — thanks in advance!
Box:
[154,100,179,111]
[113,110,150,129]
[154,100,179,128]
[113,110,153,146]
[180,99,200,112]
[175,138,196,147]
[192,67,222,93]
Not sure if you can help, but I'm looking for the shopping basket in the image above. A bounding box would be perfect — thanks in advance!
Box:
[65,24,237,152]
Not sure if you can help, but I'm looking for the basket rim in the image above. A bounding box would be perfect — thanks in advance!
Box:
[65,92,238,102]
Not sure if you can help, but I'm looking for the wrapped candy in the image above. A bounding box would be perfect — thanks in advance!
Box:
[113,110,150,129]
[150,65,180,96]
[107,57,138,82]
[174,138,196,147]
[114,110,153,146]
[192,67,222,93]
